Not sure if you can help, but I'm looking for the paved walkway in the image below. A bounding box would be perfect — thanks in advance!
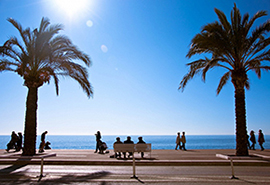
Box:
[0,149,270,166]
[0,149,270,184]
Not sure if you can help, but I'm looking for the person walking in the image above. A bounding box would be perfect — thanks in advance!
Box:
[246,132,251,149]
[258,129,265,151]
[39,131,48,153]
[94,131,101,153]
[181,132,187,151]
[16,132,23,151]
[250,130,256,150]
[175,132,181,150]
[6,131,18,152]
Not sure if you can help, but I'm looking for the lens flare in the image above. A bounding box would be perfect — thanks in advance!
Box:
[54,0,90,17]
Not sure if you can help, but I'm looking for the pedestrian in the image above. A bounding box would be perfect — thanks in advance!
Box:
[94,131,101,153]
[181,132,187,151]
[39,131,48,153]
[175,132,181,150]
[123,136,134,158]
[6,131,18,152]
[137,136,146,158]
[246,132,251,149]
[16,132,23,151]
[250,130,256,150]
[258,129,265,151]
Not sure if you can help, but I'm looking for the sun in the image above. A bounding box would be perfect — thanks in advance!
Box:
[54,0,90,17]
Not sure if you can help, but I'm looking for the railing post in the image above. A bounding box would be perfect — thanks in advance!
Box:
[132,152,136,178]
[40,157,44,177]
[230,158,238,179]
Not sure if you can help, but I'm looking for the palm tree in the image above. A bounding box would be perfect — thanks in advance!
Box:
[179,4,270,156]
[0,17,93,156]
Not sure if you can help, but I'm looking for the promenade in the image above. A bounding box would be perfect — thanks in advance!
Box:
[0,149,270,184]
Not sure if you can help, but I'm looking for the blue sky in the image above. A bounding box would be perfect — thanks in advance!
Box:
[0,0,270,136]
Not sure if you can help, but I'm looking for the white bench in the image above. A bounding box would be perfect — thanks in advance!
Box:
[114,143,151,156]
[113,143,152,178]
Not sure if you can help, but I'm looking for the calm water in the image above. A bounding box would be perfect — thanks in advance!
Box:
[0,135,269,150]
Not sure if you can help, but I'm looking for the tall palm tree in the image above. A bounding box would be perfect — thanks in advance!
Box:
[0,17,93,156]
[179,4,270,156]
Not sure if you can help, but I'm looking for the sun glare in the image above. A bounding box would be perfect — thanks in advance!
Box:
[55,0,90,17]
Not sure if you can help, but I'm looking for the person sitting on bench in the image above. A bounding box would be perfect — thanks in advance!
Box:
[123,136,134,158]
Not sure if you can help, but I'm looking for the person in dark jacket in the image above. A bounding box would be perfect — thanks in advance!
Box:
[6,131,18,152]
[123,136,134,158]
[113,137,123,158]
[94,131,101,153]
[16,132,23,151]
[258,129,265,151]
[39,131,48,153]
[250,130,256,150]
[137,136,146,158]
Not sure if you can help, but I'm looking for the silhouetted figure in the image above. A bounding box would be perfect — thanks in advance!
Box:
[44,141,51,149]
[258,129,265,151]
[6,131,18,152]
[98,140,108,154]
[123,136,134,158]
[94,131,101,153]
[250,130,256,150]
[113,137,123,158]
[39,131,48,153]
[181,132,187,151]
[175,132,181,150]
[137,136,146,158]
[16,132,23,151]
[246,132,251,149]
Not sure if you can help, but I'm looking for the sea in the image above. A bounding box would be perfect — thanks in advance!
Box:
[0,135,269,150]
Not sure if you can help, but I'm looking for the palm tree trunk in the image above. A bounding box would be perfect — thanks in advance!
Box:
[234,86,249,156]
[22,86,38,156]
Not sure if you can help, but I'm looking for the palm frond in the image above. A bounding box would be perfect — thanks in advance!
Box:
[181,3,270,98]
[246,10,267,32]
[216,71,231,95]
[214,8,231,32]
[245,79,250,90]
[39,17,50,32]
[0,59,18,72]
[2,17,92,97]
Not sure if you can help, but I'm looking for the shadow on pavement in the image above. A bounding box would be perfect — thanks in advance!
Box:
[0,170,111,185]
[39,171,111,184]
[0,163,28,174]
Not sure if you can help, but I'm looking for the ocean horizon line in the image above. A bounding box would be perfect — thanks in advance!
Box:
[0,134,238,136]
[1,135,269,150]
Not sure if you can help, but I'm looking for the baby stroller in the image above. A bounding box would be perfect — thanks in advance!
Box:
[98,140,108,154]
